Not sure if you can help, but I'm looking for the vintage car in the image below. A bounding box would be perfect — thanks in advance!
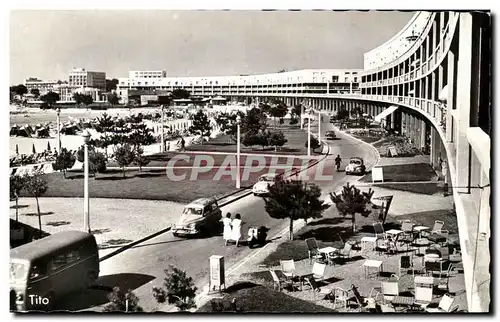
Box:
[172,197,222,237]
[345,157,366,175]
[325,130,336,140]
[252,173,279,196]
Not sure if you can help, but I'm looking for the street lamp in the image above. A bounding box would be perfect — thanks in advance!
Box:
[56,107,61,153]
[82,130,91,234]
[317,109,321,142]
[307,107,312,157]
[236,114,242,189]
[160,105,165,153]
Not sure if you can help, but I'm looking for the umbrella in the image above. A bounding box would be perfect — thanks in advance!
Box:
[32,143,36,155]
[47,141,51,152]
[15,144,19,155]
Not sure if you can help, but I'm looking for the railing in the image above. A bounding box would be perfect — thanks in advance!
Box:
[360,12,459,88]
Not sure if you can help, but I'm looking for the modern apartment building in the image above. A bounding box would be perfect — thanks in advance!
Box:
[116,69,362,104]
[68,67,106,90]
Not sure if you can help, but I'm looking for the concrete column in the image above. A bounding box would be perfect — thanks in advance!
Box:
[431,71,436,102]
[432,20,438,54]
[455,13,475,194]
[430,127,436,167]
[420,119,426,151]
[446,51,456,142]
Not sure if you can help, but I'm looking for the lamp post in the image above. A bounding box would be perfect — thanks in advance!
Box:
[317,109,321,142]
[82,130,91,233]
[236,114,242,189]
[300,103,304,130]
[160,105,165,153]
[56,107,61,153]
[307,107,312,157]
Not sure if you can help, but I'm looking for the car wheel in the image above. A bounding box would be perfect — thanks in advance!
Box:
[173,232,180,237]
[85,271,98,290]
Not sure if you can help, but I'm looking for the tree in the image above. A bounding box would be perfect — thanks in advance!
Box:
[40,91,60,109]
[113,143,136,178]
[133,147,150,171]
[10,175,25,222]
[188,110,212,144]
[292,104,303,118]
[268,101,288,127]
[264,178,330,240]
[107,92,120,105]
[336,106,349,121]
[268,130,287,151]
[329,183,374,232]
[242,107,267,135]
[73,93,94,108]
[105,78,119,92]
[93,113,115,157]
[152,265,197,311]
[12,84,28,97]
[30,88,40,99]
[22,169,48,239]
[171,88,190,100]
[289,117,299,126]
[305,136,321,153]
[103,287,143,312]
[52,148,76,179]
[77,146,107,178]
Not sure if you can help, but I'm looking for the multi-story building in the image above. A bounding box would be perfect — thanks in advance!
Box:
[24,78,60,95]
[68,67,106,90]
[116,69,362,104]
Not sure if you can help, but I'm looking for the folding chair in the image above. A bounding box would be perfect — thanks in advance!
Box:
[399,255,414,278]
[309,262,327,282]
[373,222,386,240]
[305,238,324,264]
[327,242,352,264]
[414,284,433,309]
[332,287,350,309]
[381,278,399,303]
[280,260,296,279]
[269,270,288,292]
[425,294,456,313]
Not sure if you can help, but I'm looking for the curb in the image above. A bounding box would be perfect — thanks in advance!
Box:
[335,126,381,169]
[98,144,331,263]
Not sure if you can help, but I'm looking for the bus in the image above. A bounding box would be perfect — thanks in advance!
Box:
[10,231,99,312]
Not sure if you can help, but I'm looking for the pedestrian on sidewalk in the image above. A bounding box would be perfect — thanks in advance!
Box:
[231,213,242,247]
[222,212,232,246]
[180,137,186,151]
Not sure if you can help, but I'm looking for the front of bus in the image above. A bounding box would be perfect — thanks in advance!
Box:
[10,259,30,312]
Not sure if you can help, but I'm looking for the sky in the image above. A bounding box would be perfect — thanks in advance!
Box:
[9,10,415,84]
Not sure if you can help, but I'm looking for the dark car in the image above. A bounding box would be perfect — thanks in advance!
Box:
[172,198,222,237]
[325,130,336,140]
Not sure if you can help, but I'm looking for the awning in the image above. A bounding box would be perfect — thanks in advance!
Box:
[374,105,399,123]
[439,85,448,102]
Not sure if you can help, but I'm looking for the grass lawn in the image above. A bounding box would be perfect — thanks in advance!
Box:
[196,282,334,313]
[186,125,321,156]
[21,168,255,203]
[361,163,438,183]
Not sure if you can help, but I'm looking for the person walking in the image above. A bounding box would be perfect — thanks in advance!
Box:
[222,213,232,246]
[335,154,342,172]
[231,213,242,247]
[180,137,186,151]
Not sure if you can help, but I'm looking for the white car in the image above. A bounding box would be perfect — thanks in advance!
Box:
[252,173,278,196]
[345,157,366,175]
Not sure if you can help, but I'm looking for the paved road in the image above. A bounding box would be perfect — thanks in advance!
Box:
[55,121,378,312]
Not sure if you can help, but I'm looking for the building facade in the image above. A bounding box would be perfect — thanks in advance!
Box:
[68,67,106,90]
[128,70,167,79]
[24,78,60,95]
[116,69,362,104]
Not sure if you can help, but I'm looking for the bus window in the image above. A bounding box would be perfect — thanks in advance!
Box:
[51,254,67,272]
[66,250,80,264]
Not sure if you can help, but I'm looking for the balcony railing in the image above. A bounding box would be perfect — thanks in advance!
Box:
[361,12,459,88]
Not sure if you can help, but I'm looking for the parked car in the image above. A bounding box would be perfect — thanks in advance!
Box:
[252,173,279,196]
[325,130,336,140]
[330,116,336,123]
[172,197,222,237]
[345,157,366,175]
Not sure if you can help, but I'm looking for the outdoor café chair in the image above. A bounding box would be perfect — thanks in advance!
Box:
[373,222,387,240]
[349,284,380,310]
[436,264,457,294]
[305,238,325,264]
[269,269,299,292]
[425,294,457,313]
[413,284,433,309]
[427,230,449,246]
[398,255,415,278]
[331,287,350,309]
[305,262,327,282]
[302,277,334,301]
[327,242,352,264]
[381,277,400,304]
[380,303,397,312]
[280,259,296,279]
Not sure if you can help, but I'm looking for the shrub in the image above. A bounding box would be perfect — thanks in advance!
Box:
[152,265,197,311]
[103,287,143,312]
